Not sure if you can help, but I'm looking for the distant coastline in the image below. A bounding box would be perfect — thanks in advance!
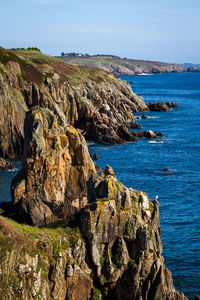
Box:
[59,53,193,76]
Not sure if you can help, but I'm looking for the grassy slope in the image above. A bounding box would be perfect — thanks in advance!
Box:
[0,215,83,258]
[0,47,111,86]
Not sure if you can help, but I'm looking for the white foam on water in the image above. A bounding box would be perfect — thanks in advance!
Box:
[8,168,18,172]
[138,73,153,76]
[148,141,164,144]
[146,116,160,119]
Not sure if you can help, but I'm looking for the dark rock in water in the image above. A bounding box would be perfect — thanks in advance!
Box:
[0,157,14,171]
[95,164,102,172]
[93,153,99,160]
[130,121,142,129]
[134,130,164,139]
[163,168,173,173]
[148,102,179,111]
[141,114,148,119]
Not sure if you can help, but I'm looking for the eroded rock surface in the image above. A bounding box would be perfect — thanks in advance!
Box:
[0,48,149,158]
[11,107,96,225]
[4,164,188,299]
[148,101,179,111]
[0,157,14,170]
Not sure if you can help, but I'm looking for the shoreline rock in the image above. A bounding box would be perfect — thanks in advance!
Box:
[148,101,179,111]
[0,157,14,171]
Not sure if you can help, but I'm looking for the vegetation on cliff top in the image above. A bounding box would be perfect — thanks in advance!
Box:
[0,216,83,259]
[0,46,111,86]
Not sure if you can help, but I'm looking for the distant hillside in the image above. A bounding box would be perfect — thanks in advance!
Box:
[60,54,186,75]
[183,63,200,70]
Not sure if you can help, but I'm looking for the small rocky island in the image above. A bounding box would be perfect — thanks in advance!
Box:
[0,47,187,299]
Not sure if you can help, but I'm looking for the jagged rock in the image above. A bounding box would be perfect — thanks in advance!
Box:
[141,114,148,119]
[133,130,164,139]
[11,107,96,226]
[80,167,187,299]
[163,168,173,173]
[93,153,99,160]
[148,101,179,111]
[0,48,149,158]
[0,157,14,170]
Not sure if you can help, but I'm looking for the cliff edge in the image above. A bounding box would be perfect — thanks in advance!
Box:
[0,47,148,158]
[1,107,188,299]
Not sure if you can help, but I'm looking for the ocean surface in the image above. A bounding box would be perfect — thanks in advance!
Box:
[0,72,199,299]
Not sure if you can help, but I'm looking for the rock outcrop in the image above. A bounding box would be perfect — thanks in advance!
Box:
[148,102,179,112]
[2,164,188,299]
[133,130,164,139]
[0,47,150,158]
[0,157,14,170]
[11,107,96,226]
[1,101,187,299]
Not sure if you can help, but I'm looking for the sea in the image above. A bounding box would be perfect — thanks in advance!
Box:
[0,72,199,299]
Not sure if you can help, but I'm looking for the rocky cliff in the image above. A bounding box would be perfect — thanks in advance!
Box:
[0,48,187,299]
[11,107,96,226]
[0,47,150,158]
[3,107,188,299]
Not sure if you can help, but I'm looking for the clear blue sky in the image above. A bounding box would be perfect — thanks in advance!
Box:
[1,0,200,63]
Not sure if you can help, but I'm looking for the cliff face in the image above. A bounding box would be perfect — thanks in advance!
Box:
[0,47,148,158]
[0,48,187,299]
[2,164,187,299]
[7,107,188,299]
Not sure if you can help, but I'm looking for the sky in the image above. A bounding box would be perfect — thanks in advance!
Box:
[1,0,200,63]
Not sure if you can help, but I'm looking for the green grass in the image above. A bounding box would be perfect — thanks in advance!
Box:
[0,46,112,87]
[0,216,84,259]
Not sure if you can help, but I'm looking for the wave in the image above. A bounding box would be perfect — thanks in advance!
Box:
[86,142,95,146]
[147,116,160,119]
[148,140,164,144]
[8,168,18,172]
[138,73,153,76]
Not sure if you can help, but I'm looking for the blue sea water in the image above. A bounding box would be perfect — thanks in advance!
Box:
[0,73,199,299]
[88,73,200,299]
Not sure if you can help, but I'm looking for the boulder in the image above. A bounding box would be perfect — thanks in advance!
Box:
[163,168,173,173]
[141,114,148,119]
[11,107,96,226]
